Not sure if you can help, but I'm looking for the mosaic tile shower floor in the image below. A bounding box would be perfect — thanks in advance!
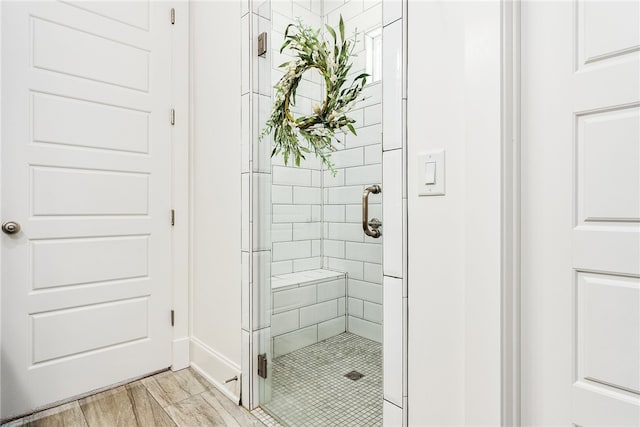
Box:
[262,333,382,427]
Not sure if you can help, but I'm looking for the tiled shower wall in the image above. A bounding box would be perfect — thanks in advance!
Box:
[271,272,346,357]
[269,1,325,276]
[265,0,384,342]
[322,1,384,343]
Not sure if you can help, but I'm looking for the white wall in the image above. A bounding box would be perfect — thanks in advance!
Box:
[407,2,466,423]
[461,2,502,424]
[189,0,243,401]
[407,1,502,425]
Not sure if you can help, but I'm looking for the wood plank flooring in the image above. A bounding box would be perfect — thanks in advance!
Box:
[2,368,264,427]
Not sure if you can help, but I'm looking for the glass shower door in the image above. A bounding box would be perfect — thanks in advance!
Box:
[253,1,384,425]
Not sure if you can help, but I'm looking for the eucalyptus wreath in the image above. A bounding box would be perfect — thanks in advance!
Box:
[260,16,368,174]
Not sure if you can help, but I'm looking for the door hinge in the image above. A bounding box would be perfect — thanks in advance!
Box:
[171,209,175,226]
[171,310,175,326]
[170,108,176,126]
[257,353,267,379]
[170,8,175,25]
[257,32,267,57]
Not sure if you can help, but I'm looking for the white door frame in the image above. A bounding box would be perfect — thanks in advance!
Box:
[0,2,191,416]
[500,0,521,425]
[0,1,4,417]
[169,1,191,372]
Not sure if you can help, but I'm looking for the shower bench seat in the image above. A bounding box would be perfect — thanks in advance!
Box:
[271,268,346,290]
[270,269,347,357]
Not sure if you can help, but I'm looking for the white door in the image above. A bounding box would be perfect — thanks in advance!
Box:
[521,0,640,425]
[1,1,173,418]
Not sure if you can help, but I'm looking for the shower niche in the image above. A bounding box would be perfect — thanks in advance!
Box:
[245,1,385,425]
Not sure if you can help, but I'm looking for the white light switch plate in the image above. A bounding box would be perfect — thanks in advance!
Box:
[417,150,445,196]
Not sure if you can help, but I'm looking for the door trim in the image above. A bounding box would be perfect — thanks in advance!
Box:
[0,2,4,417]
[170,1,190,371]
[501,0,521,425]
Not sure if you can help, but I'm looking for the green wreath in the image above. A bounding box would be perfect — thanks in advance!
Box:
[260,16,368,174]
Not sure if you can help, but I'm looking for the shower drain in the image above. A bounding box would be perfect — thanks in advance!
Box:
[344,370,365,381]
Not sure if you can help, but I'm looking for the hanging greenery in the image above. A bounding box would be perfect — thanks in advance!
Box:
[260,16,368,174]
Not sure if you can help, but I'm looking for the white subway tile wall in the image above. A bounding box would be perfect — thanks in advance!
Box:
[273,284,316,313]
[270,270,347,357]
[349,316,382,342]
[323,0,383,340]
[300,300,338,328]
[269,1,324,278]
[318,316,346,341]
[253,250,272,330]
[317,278,347,301]
[271,260,293,276]
[273,240,311,261]
[292,256,322,271]
[272,325,317,358]
[271,309,299,336]
[265,0,383,355]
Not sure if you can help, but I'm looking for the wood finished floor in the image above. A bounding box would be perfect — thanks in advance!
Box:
[2,368,265,427]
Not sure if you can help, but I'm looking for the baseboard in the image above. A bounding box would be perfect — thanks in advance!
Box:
[189,337,241,404]
[172,337,190,371]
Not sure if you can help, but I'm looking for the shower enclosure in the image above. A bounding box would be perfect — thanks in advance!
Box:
[241,1,405,425]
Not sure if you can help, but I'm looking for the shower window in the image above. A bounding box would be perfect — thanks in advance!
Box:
[366,28,383,83]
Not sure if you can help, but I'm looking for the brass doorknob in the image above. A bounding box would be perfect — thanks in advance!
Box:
[1,221,21,235]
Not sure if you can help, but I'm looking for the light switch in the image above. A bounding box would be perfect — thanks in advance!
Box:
[424,162,436,184]
[417,150,445,196]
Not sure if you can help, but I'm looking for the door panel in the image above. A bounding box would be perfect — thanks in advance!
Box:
[1,1,172,418]
[32,18,150,91]
[31,235,149,289]
[32,92,150,154]
[577,273,639,394]
[522,1,640,425]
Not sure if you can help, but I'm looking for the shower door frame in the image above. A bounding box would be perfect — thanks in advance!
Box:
[239,0,409,425]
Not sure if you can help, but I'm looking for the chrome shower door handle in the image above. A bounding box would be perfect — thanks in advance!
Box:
[362,184,382,238]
